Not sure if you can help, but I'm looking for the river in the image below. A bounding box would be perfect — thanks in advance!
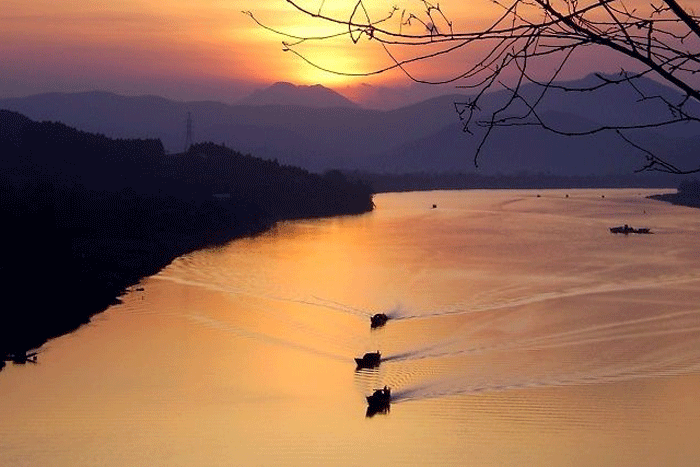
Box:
[3,189,700,466]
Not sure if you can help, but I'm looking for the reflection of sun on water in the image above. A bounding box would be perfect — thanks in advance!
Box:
[5,189,700,467]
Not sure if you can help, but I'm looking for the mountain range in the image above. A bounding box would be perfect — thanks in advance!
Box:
[237,82,358,108]
[2,76,699,176]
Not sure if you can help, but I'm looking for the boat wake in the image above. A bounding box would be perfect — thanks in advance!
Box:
[377,306,700,405]
[186,314,348,363]
[390,354,700,403]
[154,274,379,319]
[394,273,700,321]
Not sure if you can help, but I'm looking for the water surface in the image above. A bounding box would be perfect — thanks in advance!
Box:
[3,189,700,466]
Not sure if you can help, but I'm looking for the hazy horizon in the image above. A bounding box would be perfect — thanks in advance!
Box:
[0,76,481,111]
[1,0,640,110]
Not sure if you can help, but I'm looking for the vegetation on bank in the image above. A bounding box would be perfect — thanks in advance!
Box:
[345,171,682,193]
[0,110,373,365]
[648,179,700,208]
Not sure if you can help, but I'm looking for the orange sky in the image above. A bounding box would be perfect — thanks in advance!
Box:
[1,1,437,100]
[0,0,678,106]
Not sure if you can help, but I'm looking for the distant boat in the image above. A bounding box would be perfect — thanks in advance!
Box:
[355,351,381,369]
[610,224,652,235]
[6,350,38,364]
[370,313,389,328]
[366,386,391,415]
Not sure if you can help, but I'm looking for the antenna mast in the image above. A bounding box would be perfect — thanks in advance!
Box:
[184,111,193,152]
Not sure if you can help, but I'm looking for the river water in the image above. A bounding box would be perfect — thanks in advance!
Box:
[3,189,700,466]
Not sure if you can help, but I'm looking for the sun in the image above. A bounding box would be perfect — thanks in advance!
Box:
[282,32,401,86]
[287,49,369,87]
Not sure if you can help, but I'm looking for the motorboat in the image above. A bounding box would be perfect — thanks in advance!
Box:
[355,351,381,369]
[370,313,388,328]
[7,350,38,364]
[366,386,391,415]
[610,224,652,234]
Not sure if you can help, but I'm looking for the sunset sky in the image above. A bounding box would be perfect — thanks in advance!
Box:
[0,0,651,107]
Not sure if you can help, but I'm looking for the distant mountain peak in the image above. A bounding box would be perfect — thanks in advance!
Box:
[238,82,359,108]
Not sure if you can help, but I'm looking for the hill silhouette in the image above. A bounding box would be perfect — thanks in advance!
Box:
[2,74,700,175]
[238,82,359,108]
[0,110,373,367]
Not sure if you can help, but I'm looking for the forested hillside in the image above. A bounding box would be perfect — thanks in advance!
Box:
[0,110,373,364]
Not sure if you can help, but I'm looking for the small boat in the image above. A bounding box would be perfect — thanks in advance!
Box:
[355,351,381,369]
[610,224,652,235]
[7,350,38,364]
[366,386,391,416]
[370,313,388,329]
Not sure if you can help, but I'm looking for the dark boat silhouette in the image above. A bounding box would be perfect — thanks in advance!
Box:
[370,313,388,328]
[366,403,390,417]
[610,224,652,234]
[7,350,38,364]
[366,386,391,416]
[355,351,381,369]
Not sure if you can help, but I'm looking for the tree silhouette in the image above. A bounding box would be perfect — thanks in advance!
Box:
[246,0,700,173]
[0,110,375,359]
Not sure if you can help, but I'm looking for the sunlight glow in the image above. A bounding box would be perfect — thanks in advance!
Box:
[1,0,497,96]
[1,0,676,99]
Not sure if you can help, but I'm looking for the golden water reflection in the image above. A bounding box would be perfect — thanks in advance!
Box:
[2,189,700,466]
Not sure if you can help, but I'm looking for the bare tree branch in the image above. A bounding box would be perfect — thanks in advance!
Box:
[247,0,700,174]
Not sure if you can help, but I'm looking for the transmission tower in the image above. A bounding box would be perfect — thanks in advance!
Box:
[184,111,193,152]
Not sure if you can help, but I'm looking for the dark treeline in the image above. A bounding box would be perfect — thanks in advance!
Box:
[649,179,700,207]
[345,171,681,193]
[0,110,373,364]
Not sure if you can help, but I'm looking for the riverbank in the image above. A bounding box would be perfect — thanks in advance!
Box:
[5,189,700,467]
[0,208,373,370]
[0,111,374,370]
[2,223,249,357]
[648,191,700,208]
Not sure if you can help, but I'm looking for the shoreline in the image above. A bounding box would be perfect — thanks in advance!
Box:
[0,212,367,370]
[648,191,700,209]
[4,187,694,371]
[0,113,376,371]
